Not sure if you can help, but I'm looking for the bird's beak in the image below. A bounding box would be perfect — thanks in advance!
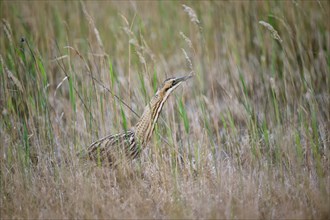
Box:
[174,75,193,85]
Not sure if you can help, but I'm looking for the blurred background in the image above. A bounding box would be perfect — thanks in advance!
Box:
[0,1,329,219]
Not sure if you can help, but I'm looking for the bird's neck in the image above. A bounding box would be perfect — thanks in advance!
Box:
[134,94,168,146]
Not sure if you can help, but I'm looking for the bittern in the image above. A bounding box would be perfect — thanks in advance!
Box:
[86,75,192,166]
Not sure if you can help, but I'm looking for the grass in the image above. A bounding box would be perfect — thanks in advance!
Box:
[0,1,329,219]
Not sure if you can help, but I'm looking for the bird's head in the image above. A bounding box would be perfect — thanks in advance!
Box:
[157,75,192,98]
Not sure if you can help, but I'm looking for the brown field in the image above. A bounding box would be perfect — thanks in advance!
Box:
[0,1,329,219]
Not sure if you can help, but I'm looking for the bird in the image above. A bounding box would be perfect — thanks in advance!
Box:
[85,75,192,166]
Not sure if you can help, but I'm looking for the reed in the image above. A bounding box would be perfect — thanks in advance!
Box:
[0,1,329,218]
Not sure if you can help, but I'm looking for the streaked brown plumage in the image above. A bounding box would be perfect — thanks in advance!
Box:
[86,75,191,166]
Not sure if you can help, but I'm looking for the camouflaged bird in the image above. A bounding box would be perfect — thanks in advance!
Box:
[86,75,192,166]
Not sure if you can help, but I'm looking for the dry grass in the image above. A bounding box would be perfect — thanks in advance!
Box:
[0,1,329,219]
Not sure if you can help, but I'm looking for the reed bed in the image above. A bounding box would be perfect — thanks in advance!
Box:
[0,1,329,219]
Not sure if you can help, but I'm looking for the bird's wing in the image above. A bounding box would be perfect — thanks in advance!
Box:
[86,130,140,165]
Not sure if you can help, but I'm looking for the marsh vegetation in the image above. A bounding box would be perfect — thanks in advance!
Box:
[0,1,329,218]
